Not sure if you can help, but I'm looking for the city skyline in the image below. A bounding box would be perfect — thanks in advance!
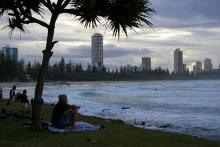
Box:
[0,0,220,71]
[1,44,218,73]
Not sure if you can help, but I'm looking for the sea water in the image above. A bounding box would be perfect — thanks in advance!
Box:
[1,80,220,140]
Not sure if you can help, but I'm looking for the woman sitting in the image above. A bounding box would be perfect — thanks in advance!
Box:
[16,90,29,104]
[51,94,78,129]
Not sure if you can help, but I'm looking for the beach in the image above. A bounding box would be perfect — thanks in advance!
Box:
[1,80,220,140]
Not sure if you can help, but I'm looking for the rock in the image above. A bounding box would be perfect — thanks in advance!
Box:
[121,107,130,110]
[159,124,171,128]
[140,121,146,126]
[102,109,111,112]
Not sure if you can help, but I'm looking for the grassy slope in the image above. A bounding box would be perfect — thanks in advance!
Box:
[0,101,220,147]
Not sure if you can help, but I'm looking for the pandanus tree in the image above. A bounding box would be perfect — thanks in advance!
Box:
[0,0,155,130]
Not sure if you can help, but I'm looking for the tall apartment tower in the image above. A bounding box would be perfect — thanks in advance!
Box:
[92,33,103,70]
[193,61,203,74]
[183,64,187,73]
[2,45,18,62]
[174,48,183,74]
[204,58,213,72]
[141,57,151,71]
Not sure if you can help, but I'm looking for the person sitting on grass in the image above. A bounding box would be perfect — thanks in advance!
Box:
[16,89,29,104]
[51,94,78,129]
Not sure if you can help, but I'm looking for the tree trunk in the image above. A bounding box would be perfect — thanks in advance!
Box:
[32,50,53,130]
[32,15,58,130]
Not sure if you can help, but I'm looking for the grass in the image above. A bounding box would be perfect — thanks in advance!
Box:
[0,101,220,147]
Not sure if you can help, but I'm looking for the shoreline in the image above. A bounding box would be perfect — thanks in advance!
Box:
[1,79,220,85]
[1,81,220,141]
[1,78,220,84]
[16,102,220,142]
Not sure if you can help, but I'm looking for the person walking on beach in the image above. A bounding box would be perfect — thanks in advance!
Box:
[51,95,78,129]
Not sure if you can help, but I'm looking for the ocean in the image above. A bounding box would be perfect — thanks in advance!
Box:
[1,80,220,140]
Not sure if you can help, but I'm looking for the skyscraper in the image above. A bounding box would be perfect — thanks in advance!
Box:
[204,58,212,72]
[2,45,18,62]
[141,57,151,71]
[174,48,183,74]
[92,33,103,70]
[183,64,187,73]
[193,61,203,74]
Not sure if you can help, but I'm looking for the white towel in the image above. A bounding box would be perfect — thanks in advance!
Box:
[48,121,100,133]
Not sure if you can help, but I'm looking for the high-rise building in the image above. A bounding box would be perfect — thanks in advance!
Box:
[92,33,103,70]
[183,64,187,73]
[141,57,151,71]
[2,45,18,62]
[193,61,202,74]
[204,58,212,72]
[174,48,183,74]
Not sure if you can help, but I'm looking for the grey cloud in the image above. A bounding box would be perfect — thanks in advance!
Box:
[104,45,153,58]
[51,45,153,59]
[152,0,220,19]
[152,0,220,28]
[1,0,220,70]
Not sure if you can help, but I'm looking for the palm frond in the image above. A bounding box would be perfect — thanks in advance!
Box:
[0,0,43,34]
[22,0,43,14]
[71,0,108,28]
[71,0,155,37]
[8,17,25,32]
[0,0,14,16]
[105,0,155,38]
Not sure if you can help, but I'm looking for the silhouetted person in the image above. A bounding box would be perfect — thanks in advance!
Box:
[0,88,3,102]
[16,89,29,104]
[51,95,78,129]
[7,85,16,105]
[10,85,16,100]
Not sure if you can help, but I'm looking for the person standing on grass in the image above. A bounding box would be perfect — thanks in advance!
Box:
[9,85,16,100]
[51,95,78,129]
[0,87,3,102]
[7,85,16,105]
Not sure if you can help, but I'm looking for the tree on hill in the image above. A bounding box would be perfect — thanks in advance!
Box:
[0,0,155,130]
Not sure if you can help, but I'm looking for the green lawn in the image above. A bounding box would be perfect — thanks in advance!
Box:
[0,101,220,147]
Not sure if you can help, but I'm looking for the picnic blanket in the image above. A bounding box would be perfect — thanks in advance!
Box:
[48,121,101,133]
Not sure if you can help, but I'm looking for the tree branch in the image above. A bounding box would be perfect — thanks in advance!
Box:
[41,0,54,13]
[61,0,71,9]
[17,5,49,28]
[25,15,49,28]
[57,0,65,6]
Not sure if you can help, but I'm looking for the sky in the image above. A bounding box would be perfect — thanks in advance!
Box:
[0,0,220,71]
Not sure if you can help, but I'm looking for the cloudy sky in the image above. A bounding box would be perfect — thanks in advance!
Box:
[0,0,220,71]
